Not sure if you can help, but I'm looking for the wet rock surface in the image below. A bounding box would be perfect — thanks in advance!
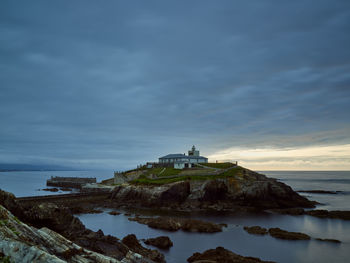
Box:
[268,228,310,240]
[243,226,268,235]
[122,234,165,263]
[129,216,225,233]
[144,236,173,249]
[187,246,275,263]
[0,189,155,262]
[0,204,124,263]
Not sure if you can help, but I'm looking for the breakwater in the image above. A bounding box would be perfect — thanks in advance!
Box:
[16,192,110,206]
[46,176,96,189]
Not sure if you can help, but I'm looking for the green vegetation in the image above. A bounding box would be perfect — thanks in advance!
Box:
[131,167,243,185]
[142,167,182,178]
[201,162,236,169]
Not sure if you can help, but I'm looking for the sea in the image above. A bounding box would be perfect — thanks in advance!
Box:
[0,170,350,263]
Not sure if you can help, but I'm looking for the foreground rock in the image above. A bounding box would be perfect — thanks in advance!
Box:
[110,167,314,211]
[144,236,173,249]
[129,216,225,233]
[0,189,157,263]
[122,234,165,263]
[187,246,275,263]
[268,228,310,240]
[243,226,268,235]
[0,204,130,263]
[305,210,350,220]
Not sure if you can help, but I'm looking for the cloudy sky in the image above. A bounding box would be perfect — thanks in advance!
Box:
[1,1,350,170]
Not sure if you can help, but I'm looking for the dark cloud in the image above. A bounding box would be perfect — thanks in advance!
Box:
[1,0,350,169]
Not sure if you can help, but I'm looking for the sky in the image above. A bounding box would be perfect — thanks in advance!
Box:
[1,0,350,171]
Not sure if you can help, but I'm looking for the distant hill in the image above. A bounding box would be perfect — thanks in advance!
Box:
[0,163,77,172]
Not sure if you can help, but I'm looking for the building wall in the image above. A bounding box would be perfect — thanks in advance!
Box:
[174,163,185,169]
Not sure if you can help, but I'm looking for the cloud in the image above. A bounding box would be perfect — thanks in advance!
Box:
[0,0,350,170]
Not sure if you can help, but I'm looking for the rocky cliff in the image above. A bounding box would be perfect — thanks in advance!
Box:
[0,190,158,263]
[110,168,314,210]
[0,204,149,263]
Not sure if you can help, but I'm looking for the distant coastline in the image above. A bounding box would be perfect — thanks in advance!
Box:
[0,163,78,172]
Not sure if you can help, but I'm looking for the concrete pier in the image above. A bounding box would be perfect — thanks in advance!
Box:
[46,176,96,189]
[16,192,110,206]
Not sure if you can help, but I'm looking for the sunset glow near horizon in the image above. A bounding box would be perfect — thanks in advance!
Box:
[208,144,350,171]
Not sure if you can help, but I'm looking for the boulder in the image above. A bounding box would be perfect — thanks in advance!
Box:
[122,234,165,263]
[144,236,173,249]
[187,246,275,263]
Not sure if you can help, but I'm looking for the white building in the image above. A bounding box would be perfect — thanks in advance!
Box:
[159,146,208,169]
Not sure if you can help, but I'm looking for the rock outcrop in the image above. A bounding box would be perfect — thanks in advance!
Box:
[0,204,144,263]
[0,189,158,263]
[305,210,350,220]
[187,246,275,263]
[129,216,225,233]
[122,234,165,263]
[110,168,314,211]
[243,226,268,235]
[144,236,173,249]
[272,208,350,220]
[268,228,310,240]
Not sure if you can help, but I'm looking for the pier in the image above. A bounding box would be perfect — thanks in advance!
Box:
[46,176,96,189]
[16,192,110,206]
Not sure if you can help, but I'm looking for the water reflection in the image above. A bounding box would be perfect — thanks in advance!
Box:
[77,209,350,263]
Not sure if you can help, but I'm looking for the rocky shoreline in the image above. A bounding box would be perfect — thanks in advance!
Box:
[1,167,349,262]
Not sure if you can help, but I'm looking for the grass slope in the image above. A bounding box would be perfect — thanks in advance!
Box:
[131,166,244,185]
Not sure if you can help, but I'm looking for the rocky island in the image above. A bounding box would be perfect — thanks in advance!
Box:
[108,163,315,212]
[0,157,338,263]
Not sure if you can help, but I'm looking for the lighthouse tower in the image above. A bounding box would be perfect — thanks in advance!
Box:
[188,145,200,156]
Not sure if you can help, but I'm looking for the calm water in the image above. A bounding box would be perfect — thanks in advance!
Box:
[263,171,350,210]
[0,170,113,197]
[1,170,350,262]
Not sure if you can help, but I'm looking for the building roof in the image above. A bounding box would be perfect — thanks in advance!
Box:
[159,154,207,159]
